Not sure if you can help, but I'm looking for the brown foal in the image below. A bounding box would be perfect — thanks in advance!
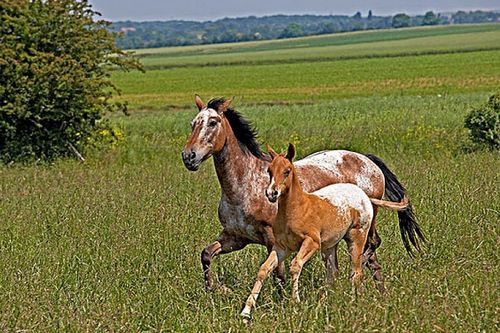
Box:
[240,144,408,321]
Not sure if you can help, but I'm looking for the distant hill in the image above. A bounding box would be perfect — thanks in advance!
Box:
[109,10,500,50]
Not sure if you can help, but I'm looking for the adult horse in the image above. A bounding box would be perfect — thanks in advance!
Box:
[181,96,425,291]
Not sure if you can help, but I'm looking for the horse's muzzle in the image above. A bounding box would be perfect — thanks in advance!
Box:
[181,150,200,171]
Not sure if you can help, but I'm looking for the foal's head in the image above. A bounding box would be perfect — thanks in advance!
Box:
[266,144,296,203]
[182,95,231,171]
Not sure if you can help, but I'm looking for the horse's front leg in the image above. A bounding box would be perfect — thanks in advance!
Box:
[201,232,249,291]
[240,246,286,322]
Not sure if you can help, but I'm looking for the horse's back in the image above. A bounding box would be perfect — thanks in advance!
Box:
[294,150,385,198]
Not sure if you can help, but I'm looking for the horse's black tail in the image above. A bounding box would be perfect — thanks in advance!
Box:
[364,154,426,256]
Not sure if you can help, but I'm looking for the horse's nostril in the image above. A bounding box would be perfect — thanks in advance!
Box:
[273,190,278,196]
[190,151,196,160]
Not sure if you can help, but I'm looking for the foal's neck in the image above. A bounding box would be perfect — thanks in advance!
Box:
[277,170,306,218]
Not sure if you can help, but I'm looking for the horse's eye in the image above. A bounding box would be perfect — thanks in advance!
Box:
[208,120,218,127]
[284,169,290,177]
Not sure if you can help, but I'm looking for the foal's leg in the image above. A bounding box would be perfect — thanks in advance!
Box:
[290,237,320,302]
[263,226,286,285]
[322,245,339,285]
[201,232,249,290]
[347,228,369,289]
[363,206,385,292]
[240,247,286,322]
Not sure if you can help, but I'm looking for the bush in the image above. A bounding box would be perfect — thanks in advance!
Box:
[0,0,141,163]
[464,93,500,149]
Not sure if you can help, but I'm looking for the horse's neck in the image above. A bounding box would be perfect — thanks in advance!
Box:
[213,135,268,202]
[276,172,306,224]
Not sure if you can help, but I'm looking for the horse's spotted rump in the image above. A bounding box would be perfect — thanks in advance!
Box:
[295,150,384,197]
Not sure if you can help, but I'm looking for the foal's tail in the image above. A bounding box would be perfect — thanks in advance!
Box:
[364,154,427,256]
[370,196,408,211]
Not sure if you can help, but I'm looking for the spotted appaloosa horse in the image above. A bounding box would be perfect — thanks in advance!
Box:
[240,144,409,321]
[181,95,425,291]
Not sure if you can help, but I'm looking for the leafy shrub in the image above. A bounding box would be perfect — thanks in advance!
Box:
[0,0,141,163]
[464,93,500,149]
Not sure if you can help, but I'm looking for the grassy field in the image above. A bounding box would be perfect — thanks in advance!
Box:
[112,24,500,109]
[1,25,499,331]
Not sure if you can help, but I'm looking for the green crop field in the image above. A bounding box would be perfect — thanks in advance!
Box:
[112,24,500,109]
[1,24,499,331]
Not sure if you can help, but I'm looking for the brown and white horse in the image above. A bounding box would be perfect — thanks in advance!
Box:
[240,144,408,321]
[181,96,425,291]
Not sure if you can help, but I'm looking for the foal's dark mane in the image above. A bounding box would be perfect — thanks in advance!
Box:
[207,98,270,162]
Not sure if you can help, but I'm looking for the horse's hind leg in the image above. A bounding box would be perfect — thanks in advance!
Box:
[363,206,385,292]
[322,245,339,285]
[201,232,249,291]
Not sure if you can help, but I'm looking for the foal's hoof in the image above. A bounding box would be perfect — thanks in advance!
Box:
[240,312,252,324]
[217,285,233,294]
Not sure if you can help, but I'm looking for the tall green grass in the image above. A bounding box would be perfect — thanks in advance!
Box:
[1,93,498,331]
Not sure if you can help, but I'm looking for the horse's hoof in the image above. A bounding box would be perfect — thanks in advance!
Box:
[376,283,386,294]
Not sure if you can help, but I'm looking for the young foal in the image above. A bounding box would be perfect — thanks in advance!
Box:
[240,144,408,321]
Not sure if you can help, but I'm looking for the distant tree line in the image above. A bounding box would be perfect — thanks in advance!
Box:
[109,10,500,49]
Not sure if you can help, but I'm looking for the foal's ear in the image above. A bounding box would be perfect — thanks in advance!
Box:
[286,143,296,162]
[267,144,278,159]
[195,94,206,111]
[218,98,232,113]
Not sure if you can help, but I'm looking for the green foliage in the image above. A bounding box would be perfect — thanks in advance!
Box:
[392,13,411,28]
[279,23,303,39]
[423,11,439,25]
[464,93,500,149]
[0,0,141,163]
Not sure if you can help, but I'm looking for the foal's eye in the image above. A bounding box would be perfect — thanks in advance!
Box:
[208,120,218,127]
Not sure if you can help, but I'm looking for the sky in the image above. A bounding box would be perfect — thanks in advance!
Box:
[88,0,500,22]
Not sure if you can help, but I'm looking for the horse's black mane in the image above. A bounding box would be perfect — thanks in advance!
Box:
[207,98,270,161]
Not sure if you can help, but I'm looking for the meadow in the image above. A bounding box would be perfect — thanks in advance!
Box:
[112,24,500,109]
[0,25,499,331]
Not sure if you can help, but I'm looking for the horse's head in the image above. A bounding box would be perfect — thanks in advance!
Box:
[182,95,232,171]
[266,143,296,203]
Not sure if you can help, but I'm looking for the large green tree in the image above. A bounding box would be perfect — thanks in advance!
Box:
[392,13,411,28]
[0,0,141,163]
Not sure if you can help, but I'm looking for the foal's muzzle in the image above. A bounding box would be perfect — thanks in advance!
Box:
[266,189,279,203]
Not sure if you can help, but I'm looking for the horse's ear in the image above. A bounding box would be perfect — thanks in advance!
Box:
[267,144,278,159]
[218,98,232,113]
[195,94,206,111]
[286,143,296,162]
